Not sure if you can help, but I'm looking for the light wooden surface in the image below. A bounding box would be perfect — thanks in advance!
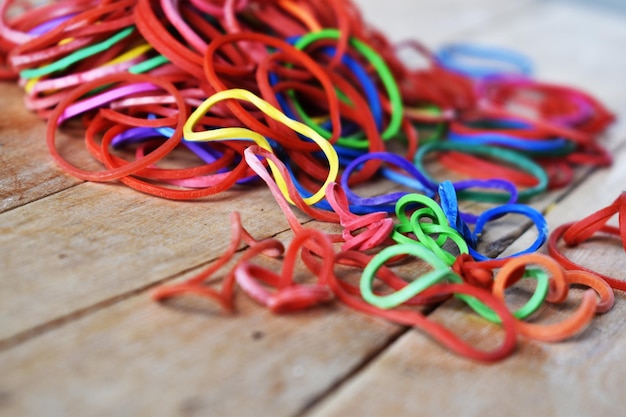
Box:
[1,1,626,416]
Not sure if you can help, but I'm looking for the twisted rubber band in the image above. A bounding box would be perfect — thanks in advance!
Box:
[330,251,517,362]
[235,228,335,313]
[548,193,626,291]
[184,88,339,205]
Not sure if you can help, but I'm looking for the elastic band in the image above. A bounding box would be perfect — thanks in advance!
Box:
[360,243,456,309]
[184,88,339,205]
[470,204,548,261]
[20,26,135,79]
[415,141,548,202]
[436,43,533,79]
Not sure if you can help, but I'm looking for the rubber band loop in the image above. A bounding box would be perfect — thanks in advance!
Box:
[436,43,533,79]
[360,243,457,309]
[415,141,548,203]
[291,29,402,146]
[471,204,548,261]
[184,88,339,205]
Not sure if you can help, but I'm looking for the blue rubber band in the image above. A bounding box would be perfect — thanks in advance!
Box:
[270,39,384,141]
[435,43,533,79]
[469,204,548,261]
[448,131,570,153]
[341,152,435,209]
[438,181,478,247]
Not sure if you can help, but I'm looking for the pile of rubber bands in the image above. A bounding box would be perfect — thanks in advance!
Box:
[2,0,624,362]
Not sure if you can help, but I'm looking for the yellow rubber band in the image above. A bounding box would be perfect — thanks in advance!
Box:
[184,88,339,205]
[106,43,153,66]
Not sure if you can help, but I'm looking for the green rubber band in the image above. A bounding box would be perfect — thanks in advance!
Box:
[391,193,469,266]
[360,243,458,309]
[20,27,136,79]
[129,54,169,74]
[395,193,448,225]
[455,268,550,323]
[414,141,548,203]
[292,29,403,148]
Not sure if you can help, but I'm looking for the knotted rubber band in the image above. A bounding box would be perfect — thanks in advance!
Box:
[152,211,284,311]
[548,193,626,291]
[235,228,335,313]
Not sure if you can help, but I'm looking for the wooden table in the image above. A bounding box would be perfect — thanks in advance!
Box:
[1,1,626,416]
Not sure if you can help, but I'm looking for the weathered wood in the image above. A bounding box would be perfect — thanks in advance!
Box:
[0,84,89,213]
[1,0,625,416]
[0,182,309,342]
[306,143,626,417]
[0,222,403,417]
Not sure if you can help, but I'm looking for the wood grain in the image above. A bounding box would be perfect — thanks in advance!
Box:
[304,3,626,412]
[0,223,403,417]
[1,0,625,416]
[306,144,626,417]
[0,84,87,213]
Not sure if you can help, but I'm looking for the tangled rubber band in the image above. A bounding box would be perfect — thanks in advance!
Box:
[1,0,620,362]
[185,88,339,205]
[549,192,626,291]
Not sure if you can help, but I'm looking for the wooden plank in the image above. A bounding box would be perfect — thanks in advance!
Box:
[0,84,99,213]
[0,223,403,417]
[305,142,626,417]
[305,2,626,415]
[0,182,310,343]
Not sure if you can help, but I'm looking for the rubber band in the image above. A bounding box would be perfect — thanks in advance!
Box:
[325,182,394,252]
[152,211,283,311]
[435,43,533,79]
[470,204,548,261]
[341,152,434,210]
[46,72,187,183]
[491,254,598,341]
[329,251,517,362]
[184,88,339,205]
[565,270,615,314]
[235,228,335,313]
[272,41,385,143]
[392,193,469,265]
[548,192,626,291]
[478,75,615,134]
[414,141,548,203]
[291,29,403,145]
[360,243,457,309]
